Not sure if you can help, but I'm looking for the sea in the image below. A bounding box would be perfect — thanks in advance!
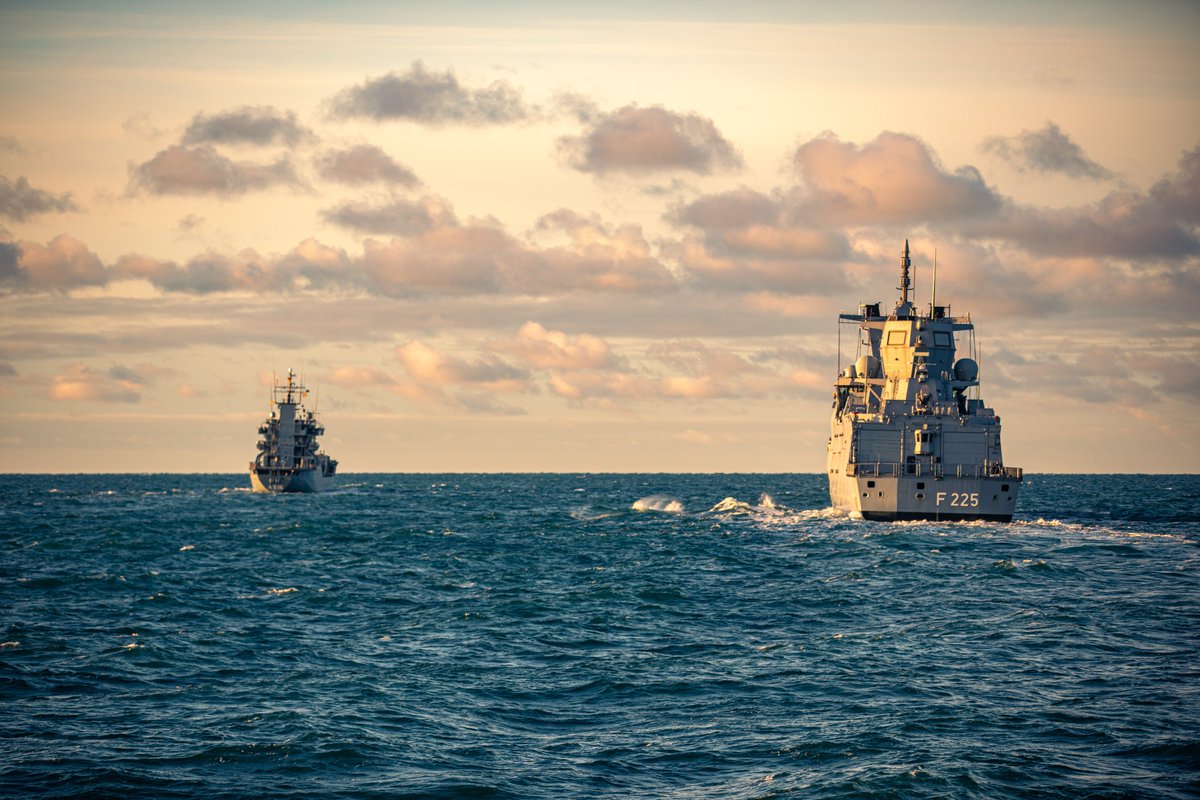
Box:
[1,473,1197,799]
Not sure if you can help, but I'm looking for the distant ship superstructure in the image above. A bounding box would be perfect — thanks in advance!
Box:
[827,242,1021,521]
[249,369,337,493]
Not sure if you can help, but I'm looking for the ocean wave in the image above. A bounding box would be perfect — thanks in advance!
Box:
[3,472,1196,800]
[631,495,684,513]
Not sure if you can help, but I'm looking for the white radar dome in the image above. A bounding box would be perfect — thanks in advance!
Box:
[855,355,881,379]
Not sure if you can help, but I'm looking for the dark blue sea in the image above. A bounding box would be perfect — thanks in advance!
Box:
[2,474,1198,799]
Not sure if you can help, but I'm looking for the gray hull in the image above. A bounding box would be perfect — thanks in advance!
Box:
[249,467,334,494]
[828,470,1018,522]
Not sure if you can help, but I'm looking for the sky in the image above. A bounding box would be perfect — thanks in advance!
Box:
[1,0,1198,473]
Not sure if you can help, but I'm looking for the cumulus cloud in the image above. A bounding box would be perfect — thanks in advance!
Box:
[393,340,532,414]
[981,121,1114,180]
[360,225,511,296]
[327,61,529,125]
[789,132,1002,225]
[114,238,354,294]
[669,188,857,294]
[0,234,106,292]
[495,321,621,371]
[531,209,675,292]
[967,145,1200,259]
[672,188,779,230]
[396,340,528,388]
[0,175,78,221]
[358,206,675,297]
[322,195,454,236]
[182,106,314,148]
[558,104,743,175]
[48,364,144,403]
[316,144,421,187]
[128,145,303,196]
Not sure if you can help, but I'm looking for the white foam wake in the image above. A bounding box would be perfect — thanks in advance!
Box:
[631,495,685,513]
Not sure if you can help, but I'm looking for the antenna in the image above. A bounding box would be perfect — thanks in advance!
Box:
[931,247,938,315]
[899,239,911,305]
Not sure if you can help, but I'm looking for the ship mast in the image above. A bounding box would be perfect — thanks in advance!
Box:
[895,239,913,318]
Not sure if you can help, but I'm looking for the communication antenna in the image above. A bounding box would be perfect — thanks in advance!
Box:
[899,239,911,305]
[931,247,938,315]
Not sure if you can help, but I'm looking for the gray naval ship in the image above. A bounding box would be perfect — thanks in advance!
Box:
[249,368,338,493]
[827,242,1021,521]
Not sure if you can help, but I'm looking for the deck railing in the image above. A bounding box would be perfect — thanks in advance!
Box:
[849,462,1023,480]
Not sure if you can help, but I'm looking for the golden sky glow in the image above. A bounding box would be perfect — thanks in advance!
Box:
[2,1,1199,472]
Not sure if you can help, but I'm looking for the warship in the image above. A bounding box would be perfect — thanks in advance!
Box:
[249,368,338,493]
[827,242,1021,521]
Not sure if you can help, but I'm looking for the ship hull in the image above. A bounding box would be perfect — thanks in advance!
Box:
[249,467,334,494]
[828,470,1019,522]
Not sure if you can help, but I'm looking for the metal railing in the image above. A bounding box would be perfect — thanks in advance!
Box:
[849,462,1022,479]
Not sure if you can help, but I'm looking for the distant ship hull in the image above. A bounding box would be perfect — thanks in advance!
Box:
[249,466,335,494]
[249,368,338,494]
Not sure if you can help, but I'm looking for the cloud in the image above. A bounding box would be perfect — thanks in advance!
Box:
[672,188,779,230]
[981,121,1114,180]
[1,234,107,292]
[541,339,801,404]
[669,188,857,294]
[662,132,1004,295]
[48,364,144,403]
[558,104,743,175]
[327,61,529,125]
[114,238,354,294]
[789,131,1002,225]
[0,175,78,221]
[321,365,396,388]
[393,340,532,414]
[128,145,303,196]
[531,209,676,292]
[495,321,621,370]
[0,135,22,154]
[1033,68,1073,90]
[493,324,809,406]
[177,214,205,233]
[989,346,1153,408]
[321,195,453,236]
[122,113,168,140]
[182,106,313,148]
[315,144,421,187]
[358,206,676,297]
[395,340,528,388]
[360,225,511,296]
[966,146,1200,259]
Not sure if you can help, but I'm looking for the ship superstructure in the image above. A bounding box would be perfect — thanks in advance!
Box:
[249,368,337,493]
[827,242,1021,521]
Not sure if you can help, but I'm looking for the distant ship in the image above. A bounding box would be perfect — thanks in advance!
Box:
[249,368,338,493]
[827,242,1022,521]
